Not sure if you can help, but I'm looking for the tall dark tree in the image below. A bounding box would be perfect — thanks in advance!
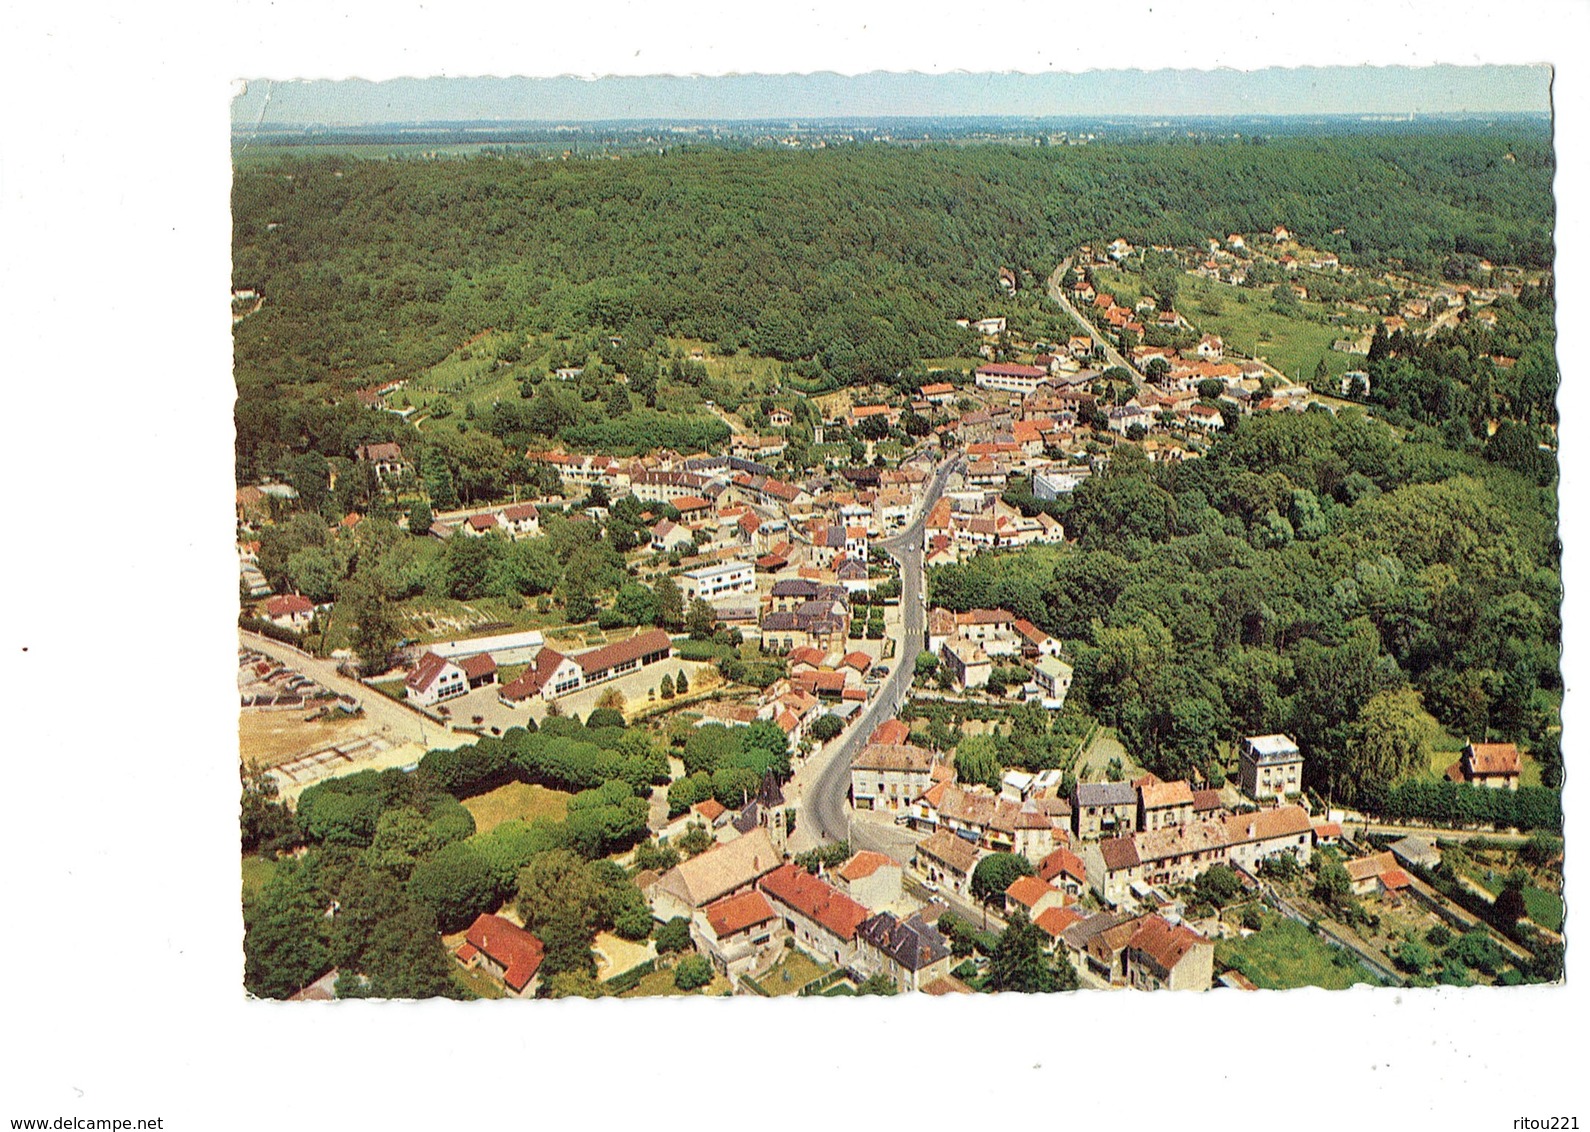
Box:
[987,909,1076,993]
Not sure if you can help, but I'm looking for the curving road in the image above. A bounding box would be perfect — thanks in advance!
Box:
[1046,258,1138,377]
[805,451,963,842]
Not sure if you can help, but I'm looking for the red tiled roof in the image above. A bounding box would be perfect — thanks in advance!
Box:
[1140,780,1195,810]
[265,594,314,618]
[1099,836,1141,872]
[1034,906,1085,939]
[1128,915,1208,974]
[1380,868,1413,891]
[463,914,545,992]
[787,647,829,669]
[1038,847,1086,885]
[574,628,672,676]
[1005,874,1060,910]
[836,850,897,882]
[404,651,454,692]
[499,646,569,701]
[694,798,727,822]
[1224,805,1312,845]
[869,719,911,746]
[466,513,500,532]
[703,889,777,937]
[759,864,872,942]
[500,503,539,521]
[459,653,497,681]
[1465,742,1522,776]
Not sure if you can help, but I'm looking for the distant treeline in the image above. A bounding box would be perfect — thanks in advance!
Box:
[233,134,1553,452]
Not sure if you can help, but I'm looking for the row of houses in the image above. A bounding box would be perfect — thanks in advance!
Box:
[399,627,677,708]
[1086,804,1316,910]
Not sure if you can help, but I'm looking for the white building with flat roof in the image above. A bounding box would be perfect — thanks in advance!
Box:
[679,560,755,604]
[1240,734,1303,801]
[430,629,547,667]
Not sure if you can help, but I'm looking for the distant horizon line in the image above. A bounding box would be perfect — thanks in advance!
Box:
[236,109,1552,128]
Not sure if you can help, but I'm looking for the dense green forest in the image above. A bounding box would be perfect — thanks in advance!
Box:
[233,133,1553,482]
[933,399,1561,807]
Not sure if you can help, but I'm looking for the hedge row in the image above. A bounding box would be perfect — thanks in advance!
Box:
[1360,781,1561,833]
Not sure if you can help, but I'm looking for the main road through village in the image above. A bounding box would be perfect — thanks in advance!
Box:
[804,450,963,844]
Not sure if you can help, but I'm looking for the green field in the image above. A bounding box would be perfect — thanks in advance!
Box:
[241,855,278,906]
[1092,268,1364,385]
[1523,886,1564,931]
[405,334,529,416]
[1215,912,1378,990]
[753,949,832,996]
[462,783,572,835]
[617,966,731,998]
[451,962,508,1000]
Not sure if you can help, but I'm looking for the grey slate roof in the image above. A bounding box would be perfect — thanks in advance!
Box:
[857,912,952,972]
[1075,782,1137,808]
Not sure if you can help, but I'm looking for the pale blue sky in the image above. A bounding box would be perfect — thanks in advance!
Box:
[231,66,1551,126]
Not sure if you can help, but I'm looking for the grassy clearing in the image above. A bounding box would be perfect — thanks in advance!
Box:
[462,782,572,835]
[1091,268,1361,385]
[241,855,278,905]
[1523,886,1564,931]
[1415,727,1468,781]
[1215,912,1377,990]
[756,949,832,996]
[451,963,508,1000]
[394,595,568,645]
[617,966,732,998]
[369,678,406,702]
[1176,274,1360,384]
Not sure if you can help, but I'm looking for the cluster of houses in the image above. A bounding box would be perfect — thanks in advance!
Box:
[640,828,965,993]
[921,492,1066,563]
[447,708,1475,998]
[922,604,1073,705]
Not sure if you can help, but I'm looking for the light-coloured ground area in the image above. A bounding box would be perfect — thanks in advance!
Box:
[461,783,571,834]
[593,932,656,980]
[239,710,371,769]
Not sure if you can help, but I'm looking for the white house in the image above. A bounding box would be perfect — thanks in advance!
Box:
[1031,656,1074,709]
[405,651,469,707]
[263,593,315,632]
[494,502,541,539]
[679,560,755,603]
